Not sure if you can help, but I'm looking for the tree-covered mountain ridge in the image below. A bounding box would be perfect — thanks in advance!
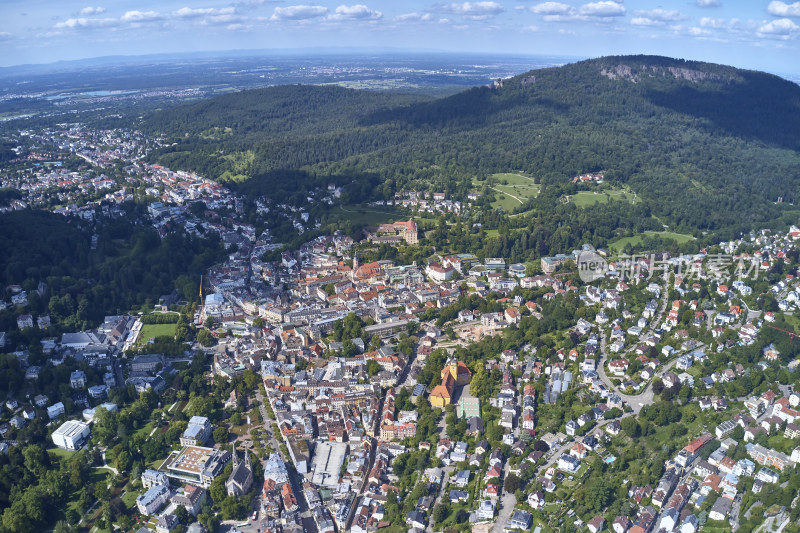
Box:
[144,55,800,235]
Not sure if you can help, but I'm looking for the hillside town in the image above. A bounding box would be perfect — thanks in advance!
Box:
[2,124,800,533]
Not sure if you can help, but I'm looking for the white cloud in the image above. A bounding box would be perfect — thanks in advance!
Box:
[327,4,382,20]
[395,12,432,21]
[173,7,216,18]
[539,1,625,22]
[79,6,106,16]
[696,0,721,7]
[530,2,574,15]
[767,1,800,17]
[687,26,711,35]
[632,9,685,22]
[758,17,800,36]
[54,17,117,29]
[0,31,12,41]
[699,17,726,28]
[120,10,163,23]
[270,5,328,20]
[52,5,251,32]
[172,6,240,25]
[631,17,662,26]
[522,25,540,31]
[435,2,505,20]
[579,1,626,17]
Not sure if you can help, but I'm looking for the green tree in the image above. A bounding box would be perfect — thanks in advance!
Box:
[174,505,189,524]
[197,329,215,347]
[115,450,132,473]
[22,444,48,477]
[584,476,613,514]
[243,369,257,389]
[504,473,522,493]
[213,426,229,444]
[621,416,640,438]
[470,364,491,400]
[433,502,450,524]
[366,359,381,377]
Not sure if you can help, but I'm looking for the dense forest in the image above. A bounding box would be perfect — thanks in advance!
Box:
[142,55,800,238]
[0,209,226,338]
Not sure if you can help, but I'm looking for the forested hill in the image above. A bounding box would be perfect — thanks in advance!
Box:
[144,55,800,234]
[0,210,225,334]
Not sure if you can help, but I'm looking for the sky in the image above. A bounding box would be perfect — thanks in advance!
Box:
[1,1,799,73]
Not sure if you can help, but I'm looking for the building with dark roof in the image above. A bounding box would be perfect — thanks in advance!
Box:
[226,446,253,497]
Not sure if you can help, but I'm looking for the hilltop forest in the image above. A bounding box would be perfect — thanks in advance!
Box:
[142,55,800,251]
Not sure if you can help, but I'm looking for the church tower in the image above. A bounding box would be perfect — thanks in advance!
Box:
[449,359,459,380]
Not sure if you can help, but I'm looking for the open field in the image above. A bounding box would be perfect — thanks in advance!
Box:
[47,447,75,459]
[780,314,800,333]
[481,173,540,212]
[569,188,635,207]
[132,421,155,440]
[610,230,696,252]
[137,323,177,344]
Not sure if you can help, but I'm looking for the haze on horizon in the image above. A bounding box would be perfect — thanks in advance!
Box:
[1,0,799,75]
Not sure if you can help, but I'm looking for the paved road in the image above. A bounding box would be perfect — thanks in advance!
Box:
[425,416,455,533]
[490,459,516,533]
[253,387,316,533]
[594,279,714,414]
[348,347,417,530]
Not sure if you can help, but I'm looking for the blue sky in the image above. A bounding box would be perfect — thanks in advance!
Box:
[1,1,799,73]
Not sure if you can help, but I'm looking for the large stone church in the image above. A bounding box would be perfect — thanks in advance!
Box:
[226,445,253,497]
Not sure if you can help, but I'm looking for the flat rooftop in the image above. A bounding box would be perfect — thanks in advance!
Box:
[53,420,89,438]
[310,441,347,488]
[165,445,217,474]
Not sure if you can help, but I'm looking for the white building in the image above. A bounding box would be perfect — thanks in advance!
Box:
[51,420,91,451]
[142,469,169,489]
[136,482,171,515]
[426,263,455,283]
[558,454,580,473]
[47,402,66,419]
[70,370,87,389]
[181,416,212,446]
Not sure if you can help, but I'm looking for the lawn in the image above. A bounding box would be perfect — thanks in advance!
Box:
[609,231,696,252]
[47,446,76,459]
[482,173,541,212]
[570,188,634,207]
[121,489,140,510]
[133,421,155,440]
[779,313,800,333]
[137,323,177,345]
